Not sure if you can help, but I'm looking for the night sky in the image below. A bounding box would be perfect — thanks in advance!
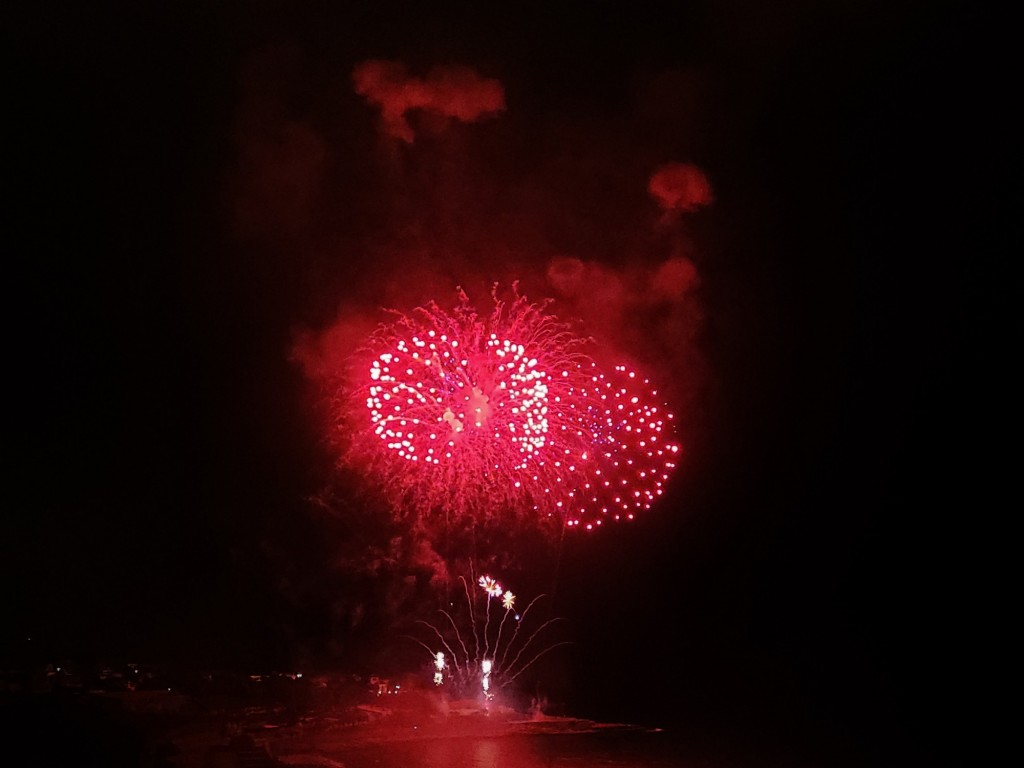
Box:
[6,1,1012,764]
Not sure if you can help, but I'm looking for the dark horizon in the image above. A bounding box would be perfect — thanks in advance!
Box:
[7,1,1009,764]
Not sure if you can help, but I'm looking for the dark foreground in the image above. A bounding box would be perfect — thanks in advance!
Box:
[0,699,836,768]
[1,683,898,767]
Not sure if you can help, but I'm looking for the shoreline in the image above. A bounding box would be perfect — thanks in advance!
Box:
[176,707,655,766]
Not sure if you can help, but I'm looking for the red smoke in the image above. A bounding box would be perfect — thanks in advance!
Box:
[648,162,714,212]
[353,60,506,142]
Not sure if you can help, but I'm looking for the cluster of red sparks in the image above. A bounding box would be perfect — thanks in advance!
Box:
[342,289,679,530]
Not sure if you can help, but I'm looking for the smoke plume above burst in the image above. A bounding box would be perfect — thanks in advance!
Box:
[353,59,506,143]
[648,161,714,215]
[225,50,717,538]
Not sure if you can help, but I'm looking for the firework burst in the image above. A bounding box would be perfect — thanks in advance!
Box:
[408,574,569,700]
[339,286,680,530]
[563,362,681,529]
[479,575,503,597]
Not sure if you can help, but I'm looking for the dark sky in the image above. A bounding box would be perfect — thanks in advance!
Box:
[6,0,1012,763]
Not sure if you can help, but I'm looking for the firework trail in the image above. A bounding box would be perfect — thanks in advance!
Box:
[479,575,501,662]
[492,589,515,665]
[341,285,680,530]
[410,574,570,698]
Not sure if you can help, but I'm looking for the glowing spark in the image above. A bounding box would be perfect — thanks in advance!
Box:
[479,575,502,597]
[502,591,516,610]
[433,651,445,686]
[482,658,492,695]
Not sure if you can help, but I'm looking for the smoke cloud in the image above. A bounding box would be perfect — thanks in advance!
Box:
[648,161,714,213]
[543,253,702,385]
[353,59,506,143]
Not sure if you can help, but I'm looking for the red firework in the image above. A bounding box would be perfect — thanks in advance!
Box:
[340,288,679,530]
[563,363,679,529]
